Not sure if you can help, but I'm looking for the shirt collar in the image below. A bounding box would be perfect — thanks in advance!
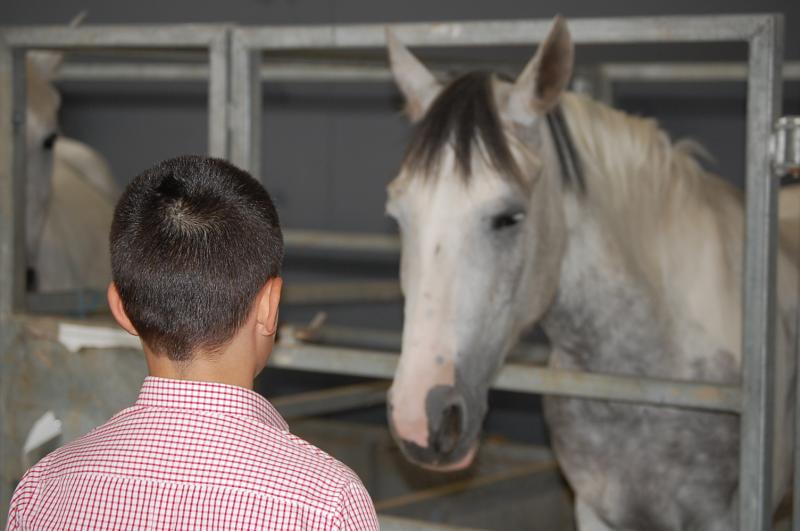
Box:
[136,376,289,431]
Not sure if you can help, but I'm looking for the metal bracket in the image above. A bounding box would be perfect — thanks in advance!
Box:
[772,116,800,177]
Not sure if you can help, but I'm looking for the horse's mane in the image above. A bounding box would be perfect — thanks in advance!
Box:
[560,91,743,292]
[560,92,716,220]
[402,71,525,183]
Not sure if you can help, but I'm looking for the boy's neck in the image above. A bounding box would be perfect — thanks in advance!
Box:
[144,343,259,391]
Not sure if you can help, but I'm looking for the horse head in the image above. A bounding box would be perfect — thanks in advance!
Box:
[385,16,574,470]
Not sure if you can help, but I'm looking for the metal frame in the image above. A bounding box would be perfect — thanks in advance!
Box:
[230,15,785,530]
[0,24,232,317]
[0,24,232,525]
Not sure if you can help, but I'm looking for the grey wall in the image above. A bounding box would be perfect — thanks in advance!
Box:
[3,0,798,445]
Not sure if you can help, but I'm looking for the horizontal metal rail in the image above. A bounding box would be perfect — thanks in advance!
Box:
[50,318,740,413]
[284,229,400,254]
[235,15,771,50]
[600,61,800,83]
[0,24,230,48]
[55,60,800,84]
[26,280,403,315]
[271,381,390,419]
[286,322,550,364]
[270,343,742,413]
[283,280,401,305]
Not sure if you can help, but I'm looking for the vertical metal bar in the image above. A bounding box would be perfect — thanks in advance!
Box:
[739,14,783,531]
[0,42,14,318]
[229,32,262,178]
[0,41,26,529]
[1,48,28,316]
[0,36,12,530]
[207,28,231,159]
[794,207,800,531]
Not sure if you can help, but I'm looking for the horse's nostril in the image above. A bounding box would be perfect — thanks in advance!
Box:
[433,402,463,455]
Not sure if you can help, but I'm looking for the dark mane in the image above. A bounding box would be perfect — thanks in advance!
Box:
[402,71,524,183]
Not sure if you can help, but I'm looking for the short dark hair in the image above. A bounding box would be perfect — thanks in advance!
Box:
[110,155,283,362]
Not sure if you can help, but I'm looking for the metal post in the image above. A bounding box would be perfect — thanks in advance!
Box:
[6,48,27,315]
[229,36,261,178]
[207,28,231,159]
[0,41,13,318]
[739,14,783,531]
[794,174,800,531]
[0,33,11,531]
[0,40,26,526]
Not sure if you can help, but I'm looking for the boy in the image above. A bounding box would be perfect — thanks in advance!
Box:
[6,155,379,530]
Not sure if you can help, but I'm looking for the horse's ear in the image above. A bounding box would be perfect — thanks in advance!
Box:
[386,28,442,123]
[508,16,574,123]
[27,51,64,81]
[26,13,86,82]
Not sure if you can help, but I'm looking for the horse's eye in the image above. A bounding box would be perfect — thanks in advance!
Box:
[491,211,525,231]
[42,132,58,150]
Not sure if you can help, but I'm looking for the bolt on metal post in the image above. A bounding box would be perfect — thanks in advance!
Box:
[773,116,800,178]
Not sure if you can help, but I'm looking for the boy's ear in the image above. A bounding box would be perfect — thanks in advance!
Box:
[107,282,138,336]
[256,277,283,337]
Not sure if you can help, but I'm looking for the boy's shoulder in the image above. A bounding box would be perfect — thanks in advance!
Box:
[31,400,364,510]
[9,406,379,530]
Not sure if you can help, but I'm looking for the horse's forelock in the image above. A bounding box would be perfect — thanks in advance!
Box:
[401,71,525,185]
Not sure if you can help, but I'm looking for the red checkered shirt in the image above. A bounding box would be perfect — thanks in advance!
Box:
[6,376,379,530]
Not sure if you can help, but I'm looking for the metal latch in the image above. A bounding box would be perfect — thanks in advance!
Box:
[772,116,800,177]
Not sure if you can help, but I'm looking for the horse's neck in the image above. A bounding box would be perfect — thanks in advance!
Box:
[541,200,674,376]
[541,187,742,382]
[538,98,746,381]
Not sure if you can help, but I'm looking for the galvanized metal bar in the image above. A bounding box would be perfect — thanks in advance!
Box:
[290,322,403,351]
[286,322,549,364]
[24,280,402,314]
[236,14,768,50]
[600,61,800,83]
[57,62,211,82]
[55,61,498,83]
[739,14,783,531]
[8,48,27,315]
[0,25,227,48]
[229,33,261,176]
[0,36,14,528]
[55,60,800,84]
[271,381,389,419]
[0,41,14,317]
[283,281,401,305]
[284,229,400,254]
[207,28,231,159]
[794,193,800,531]
[270,343,742,413]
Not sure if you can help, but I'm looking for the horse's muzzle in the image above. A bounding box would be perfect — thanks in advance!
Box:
[389,385,477,470]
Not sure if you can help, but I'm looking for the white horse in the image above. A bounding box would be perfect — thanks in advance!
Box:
[384,17,797,530]
[25,50,118,293]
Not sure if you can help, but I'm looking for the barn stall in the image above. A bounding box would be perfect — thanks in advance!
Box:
[1,12,798,530]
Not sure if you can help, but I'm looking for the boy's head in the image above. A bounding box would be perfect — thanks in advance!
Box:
[109,155,283,363]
